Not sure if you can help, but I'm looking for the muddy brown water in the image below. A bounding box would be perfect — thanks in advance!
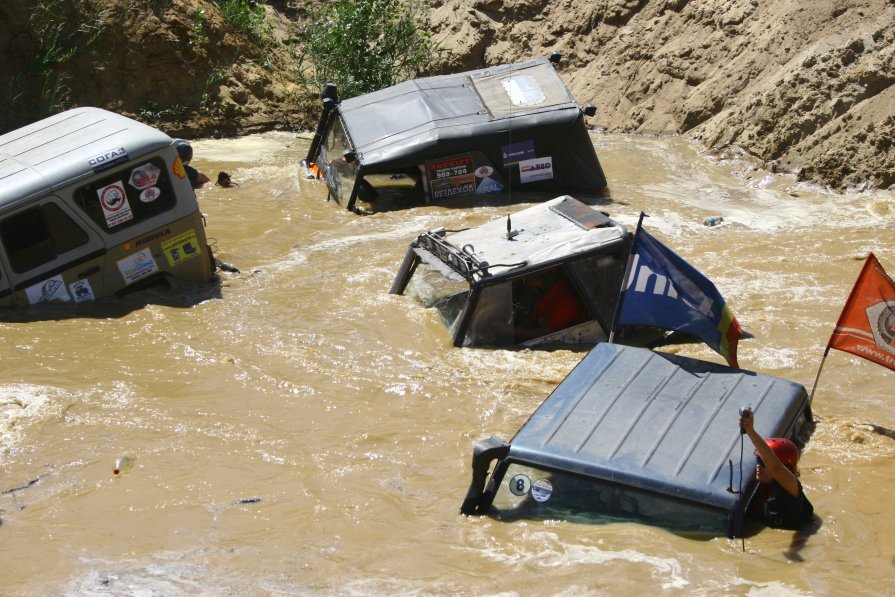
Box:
[1,132,893,595]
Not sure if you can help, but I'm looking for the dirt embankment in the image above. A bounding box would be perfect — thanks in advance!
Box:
[430,0,895,191]
[1,0,893,191]
[0,0,311,137]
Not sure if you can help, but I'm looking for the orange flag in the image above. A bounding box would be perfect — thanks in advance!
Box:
[827,253,895,372]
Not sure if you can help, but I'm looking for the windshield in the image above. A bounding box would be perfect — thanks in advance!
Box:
[404,262,470,334]
[355,170,425,209]
[491,462,730,535]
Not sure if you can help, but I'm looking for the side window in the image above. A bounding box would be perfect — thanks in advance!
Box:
[464,282,514,346]
[1,203,89,274]
[74,156,178,232]
[510,266,590,343]
[568,251,627,329]
[464,266,593,347]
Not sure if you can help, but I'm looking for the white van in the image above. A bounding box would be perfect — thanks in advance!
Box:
[0,107,216,307]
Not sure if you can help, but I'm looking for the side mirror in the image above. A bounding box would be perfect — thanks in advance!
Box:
[460,437,510,516]
[321,83,339,103]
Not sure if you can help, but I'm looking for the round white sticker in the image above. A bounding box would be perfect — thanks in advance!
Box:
[509,473,531,496]
[531,478,553,503]
[140,186,161,203]
[475,165,494,178]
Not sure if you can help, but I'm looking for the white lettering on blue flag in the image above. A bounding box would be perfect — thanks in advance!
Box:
[617,228,725,351]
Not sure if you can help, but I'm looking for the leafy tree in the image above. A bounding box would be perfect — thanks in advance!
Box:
[298,0,437,100]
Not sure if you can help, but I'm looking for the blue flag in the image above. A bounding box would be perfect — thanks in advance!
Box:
[615,224,743,367]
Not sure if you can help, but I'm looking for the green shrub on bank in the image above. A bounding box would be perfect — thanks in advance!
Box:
[0,0,106,132]
[218,0,269,44]
[298,0,437,101]
[0,0,276,134]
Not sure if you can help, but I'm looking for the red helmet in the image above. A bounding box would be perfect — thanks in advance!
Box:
[764,437,800,471]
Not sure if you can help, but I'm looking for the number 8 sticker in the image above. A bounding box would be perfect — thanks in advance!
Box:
[509,473,531,496]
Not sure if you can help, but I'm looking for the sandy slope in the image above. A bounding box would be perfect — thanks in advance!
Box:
[429,0,894,190]
[1,0,891,190]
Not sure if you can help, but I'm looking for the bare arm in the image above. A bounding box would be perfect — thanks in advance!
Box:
[739,409,801,498]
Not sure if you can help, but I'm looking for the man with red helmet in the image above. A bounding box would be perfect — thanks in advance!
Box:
[739,408,814,530]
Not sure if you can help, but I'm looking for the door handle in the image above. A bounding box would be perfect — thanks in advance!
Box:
[77,265,100,279]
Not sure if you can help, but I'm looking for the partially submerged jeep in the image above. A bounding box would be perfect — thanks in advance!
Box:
[301,56,608,213]
[0,107,216,308]
[460,343,814,538]
[389,196,631,349]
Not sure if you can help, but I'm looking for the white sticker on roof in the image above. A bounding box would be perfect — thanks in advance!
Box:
[501,75,546,107]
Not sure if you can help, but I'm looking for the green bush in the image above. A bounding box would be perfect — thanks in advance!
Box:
[218,0,270,45]
[0,0,107,132]
[298,0,437,100]
[190,8,210,49]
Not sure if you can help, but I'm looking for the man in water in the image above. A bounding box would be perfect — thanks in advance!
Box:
[739,408,814,530]
[174,138,210,189]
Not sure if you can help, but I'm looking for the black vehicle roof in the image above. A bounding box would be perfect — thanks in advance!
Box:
[336,57,605,190]
[508,343,809,514]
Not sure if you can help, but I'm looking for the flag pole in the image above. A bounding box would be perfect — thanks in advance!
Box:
[608,211,647,344]
[809,253,876,404]
[807,346,830,404]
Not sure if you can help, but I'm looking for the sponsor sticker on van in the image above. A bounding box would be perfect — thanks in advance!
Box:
[25,274,71,304]
[129,163,160,189]
[501,140,535,165]
[161,229,202,267]
[97,180,135,227]
[117,248,159,284]
[519,156,554,183]
[89,147,129,172]
[69,279,95,303]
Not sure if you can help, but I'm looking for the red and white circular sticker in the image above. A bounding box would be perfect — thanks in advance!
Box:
[140,187,161,203]
[100,183,127,211]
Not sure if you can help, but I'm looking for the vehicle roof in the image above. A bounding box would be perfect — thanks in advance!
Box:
[507,343,809,513]
[338,57,586,171]
[414,196,628,281]
[0,107,172,209]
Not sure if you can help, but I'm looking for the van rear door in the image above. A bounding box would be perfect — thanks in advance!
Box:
[0,197,107,305]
